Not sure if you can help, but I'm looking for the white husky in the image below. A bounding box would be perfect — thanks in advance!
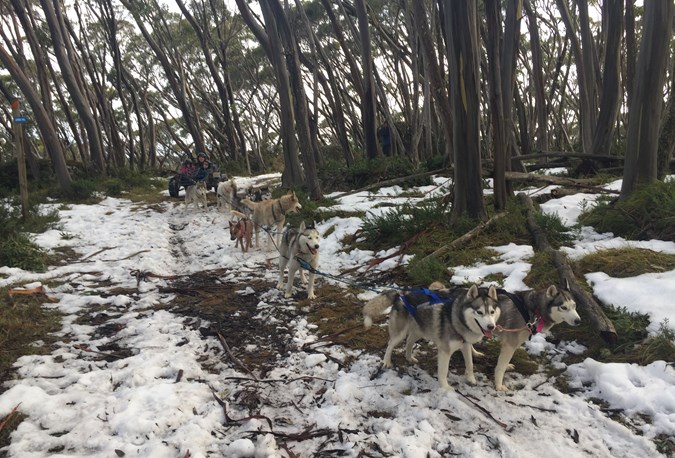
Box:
[184,181,207,211]
[363,285,501,390]
[216,178,237,212]
[277,221,320,300]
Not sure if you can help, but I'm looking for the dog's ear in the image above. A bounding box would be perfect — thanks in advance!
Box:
[487,285,498,301]
[546,285,558,298]
[299,221,306,231]
[467,284,479,299]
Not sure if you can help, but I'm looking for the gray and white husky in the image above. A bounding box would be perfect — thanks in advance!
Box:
[493,285,580,391]
[184,181,207,211]
[277,221,320,300]
[363,285,501,390]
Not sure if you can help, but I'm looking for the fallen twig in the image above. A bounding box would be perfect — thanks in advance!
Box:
[217,333,258,381]
[103,249,151,262]
[81,246,115,261]
[0,403,21,432]
[504,399,557,413]
[456,389,507,428]
[73,344,124,360]
[209,386,273,429]
[221,375,335,384]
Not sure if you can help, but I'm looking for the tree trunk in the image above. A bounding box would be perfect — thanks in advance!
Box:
[412,0,453,163]
[621,0,674,199]
[556,0,596,154]
[485,0,508,211]
[266,0,322,199]
[40,0,106,174]
[0,44,72,192]
[235,0,304,188]
[590,0,623,156]
[445,0,485,220]
[524,0,549,153]
[355,0,379,160]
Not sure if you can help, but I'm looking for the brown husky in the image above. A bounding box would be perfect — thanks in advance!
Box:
[241,191,302,251]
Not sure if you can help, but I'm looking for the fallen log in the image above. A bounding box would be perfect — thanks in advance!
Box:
[504,171,620,194]
[512,150,624,162]
[332,168,447,199]
[518,193,617,344]
[419,212,507,263]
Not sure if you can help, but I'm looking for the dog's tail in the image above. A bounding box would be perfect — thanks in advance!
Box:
[241,198,256,210]
[363,290,398,328]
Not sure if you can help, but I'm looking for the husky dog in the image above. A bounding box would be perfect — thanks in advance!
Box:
[277,221,320,300]
[185,181,208,210]
[363,285,501,390]
[242,191,302,251]
[247,186,271,202]
[217,178,237,212]
[229,210,253,253]
[493,285,580,391]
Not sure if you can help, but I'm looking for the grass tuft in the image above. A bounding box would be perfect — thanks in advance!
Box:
[575,248,675,278]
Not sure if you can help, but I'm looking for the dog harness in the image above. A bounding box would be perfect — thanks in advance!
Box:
[271,201,286,222]
[500,290,546,339]
[399,288,454,316]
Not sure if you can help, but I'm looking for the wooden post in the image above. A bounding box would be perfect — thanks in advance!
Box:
[11,98,29,221]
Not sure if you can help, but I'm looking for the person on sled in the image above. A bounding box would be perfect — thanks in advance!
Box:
[193,151,212,182]
[178,158,197,187]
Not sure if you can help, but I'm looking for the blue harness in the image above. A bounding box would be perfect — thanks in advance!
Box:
[399,288,454,316]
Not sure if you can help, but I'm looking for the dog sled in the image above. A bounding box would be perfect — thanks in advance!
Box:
[168,160,223,198]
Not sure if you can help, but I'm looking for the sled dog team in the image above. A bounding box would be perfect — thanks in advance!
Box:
[192,178,582,391]
[363,282,581,391]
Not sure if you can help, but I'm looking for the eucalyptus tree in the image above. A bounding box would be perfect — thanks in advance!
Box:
[621,0,674,199]
[445,0,485,220]
[411,0,453,163]
[234,0,325,198]
[120,0,208,157]
[0,1,72,191]
[39,0,106,174]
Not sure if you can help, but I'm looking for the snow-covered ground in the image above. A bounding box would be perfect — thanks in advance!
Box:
[0,173,673,457]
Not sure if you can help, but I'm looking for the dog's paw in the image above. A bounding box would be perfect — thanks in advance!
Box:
[284,292,293,299]
[465,374,477,385]
[495,383,510,392]
[307,293,316,300]
[440,383,454,392]
[507,363,515,371]
[406,355,419,364]
[276,282,284,289]
[382,360,393,369]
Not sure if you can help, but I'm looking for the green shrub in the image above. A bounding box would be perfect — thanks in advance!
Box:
[0,234,46,271]
[359,197,448,249]
[105,179,123,197]
[406,256,450,287]
[61,179,97,201]
[580,180,675,241]
[535,211,578,249]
